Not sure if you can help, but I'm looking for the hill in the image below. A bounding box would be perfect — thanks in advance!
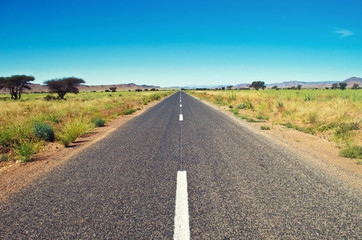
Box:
[233,77,362,89]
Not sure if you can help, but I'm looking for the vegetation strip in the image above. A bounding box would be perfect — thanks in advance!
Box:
[0,90,175,165]
[189,89,361,162]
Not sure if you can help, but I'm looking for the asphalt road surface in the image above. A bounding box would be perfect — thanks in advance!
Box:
[1,92,360,239]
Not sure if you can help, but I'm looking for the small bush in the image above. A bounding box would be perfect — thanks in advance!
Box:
[93,118,106,127]
[242,97,253,110]
[44,95,56,101]
[33,123,55,142]
[247,118,256,122]
[0,129,12,147]
[236,104,246,109]
[229,105,233,109]
[17,141,36,162]
[340,146,362,159]
[261,126,270,130]
[59,120,91,147]
[1,154,9,162]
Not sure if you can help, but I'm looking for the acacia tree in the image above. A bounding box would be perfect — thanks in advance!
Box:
[339,82,347,90]
[0,75,35,99]
[249,81,265,90]
[109,86,117,92]
[352,83,359,89]
[44,77,85,99]
[331,83,338,89]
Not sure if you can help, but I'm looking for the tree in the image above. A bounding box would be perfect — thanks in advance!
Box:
[226,85,233,90]
[297,85,302,90]
[44,77,85,99]
[0,75,35,99]
[352,83,359,89]
[109,86,117,92]
[339,82,347,90]
[249,81,265,90]
[331,83,338,89]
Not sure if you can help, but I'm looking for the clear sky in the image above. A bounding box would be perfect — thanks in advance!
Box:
[1,0,361,87]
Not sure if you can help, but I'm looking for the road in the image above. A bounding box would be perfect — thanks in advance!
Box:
[0,92,360,239]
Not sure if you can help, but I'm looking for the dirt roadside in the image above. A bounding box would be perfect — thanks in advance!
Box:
[0,98,166,203]
[197,97,361,192]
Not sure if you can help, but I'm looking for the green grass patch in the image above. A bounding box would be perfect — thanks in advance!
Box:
[261,126,270,130]
[92,118,106,127]
[340,146,362,159]
[123,108,137,115]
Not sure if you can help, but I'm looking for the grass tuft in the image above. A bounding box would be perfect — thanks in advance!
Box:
[340,146,362,159]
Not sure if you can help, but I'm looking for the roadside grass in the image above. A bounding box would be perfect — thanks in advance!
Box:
[0,90,174,162]
[190,89,362,161]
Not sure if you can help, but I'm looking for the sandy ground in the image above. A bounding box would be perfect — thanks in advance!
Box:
[0,99,164,203]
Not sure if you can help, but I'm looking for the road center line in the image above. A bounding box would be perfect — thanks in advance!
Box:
[174,171,190,240]
[180,104,182,107]
[179,114,183,121]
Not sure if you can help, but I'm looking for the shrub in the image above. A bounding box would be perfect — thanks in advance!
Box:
[0,129,12,147]
[1,154,9,162]
[44,95,56,101]
[340,146,362,159]
[17,141,36,162]
[236,103,246,109]
[59,120,91,147]
[93,118,106,127]
[33,123,55,142]
[229,105,233,109]
[242,97,253,110]
[261,126,270,130]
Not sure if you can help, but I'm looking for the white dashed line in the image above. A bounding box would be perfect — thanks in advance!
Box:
[180,104,182,107]
[174,171,190,240]
[179,114,183,121]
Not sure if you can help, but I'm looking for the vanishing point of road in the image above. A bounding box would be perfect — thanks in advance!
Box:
[0,92,360,239]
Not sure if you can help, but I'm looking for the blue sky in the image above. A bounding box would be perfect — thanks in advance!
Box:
[1,0,361,87]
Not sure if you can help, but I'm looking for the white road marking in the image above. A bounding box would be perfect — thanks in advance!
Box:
[179,114,183,121]
[180,99,182,103]
[180,104,182,107]
[174,171,190,240]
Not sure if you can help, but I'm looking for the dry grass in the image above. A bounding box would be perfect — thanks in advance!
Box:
[190,89,362,160]
[0,91,174,162]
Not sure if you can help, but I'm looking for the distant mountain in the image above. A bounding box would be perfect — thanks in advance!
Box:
[342,77,362,86]
[232,77,362,89]
[0,83,160,93]
[265,81,340,89]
